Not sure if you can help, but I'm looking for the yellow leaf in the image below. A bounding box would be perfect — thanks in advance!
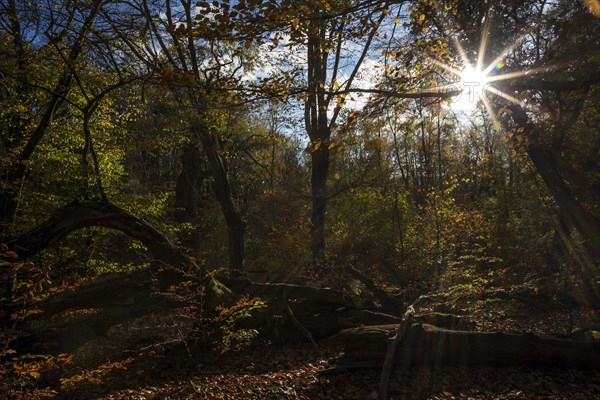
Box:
[292,18,299,28]
[29,371,41,378]
[419,14,425,24]
[394,18,400,24]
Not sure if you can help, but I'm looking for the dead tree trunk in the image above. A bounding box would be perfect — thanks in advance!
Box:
[0,200,360,356]
[334,323,600,369]
[2,199,197,270]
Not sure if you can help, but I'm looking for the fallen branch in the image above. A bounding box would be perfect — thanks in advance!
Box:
[378,306,414,400]
[283,289,318,348]
[2,199,200,273]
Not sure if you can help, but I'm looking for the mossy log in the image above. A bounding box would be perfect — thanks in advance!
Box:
[334,323,600,369]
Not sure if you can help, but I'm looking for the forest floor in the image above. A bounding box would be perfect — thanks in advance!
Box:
[46,292,600,400]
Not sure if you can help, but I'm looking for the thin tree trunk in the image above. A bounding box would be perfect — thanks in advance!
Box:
[195,123,244,273]
[509,104,600,253]
[310,145,329,261]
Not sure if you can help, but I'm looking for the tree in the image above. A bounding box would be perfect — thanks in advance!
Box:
[0,0,104,228]
[103,0,259,272]
[382,0,600,300]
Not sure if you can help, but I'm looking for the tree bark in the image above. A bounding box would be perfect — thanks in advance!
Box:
[174,144,209,222]
[305,20,331,263]
[310,144,330,261]
[195,123,245,273]
[335,323,600,369]
[1,199,195,270]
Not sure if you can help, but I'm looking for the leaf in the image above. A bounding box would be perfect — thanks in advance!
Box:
[419,14,425,24]
[2,251,18,259]
[292,18,299,28]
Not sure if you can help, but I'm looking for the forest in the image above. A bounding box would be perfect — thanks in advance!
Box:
[1,0,599,398]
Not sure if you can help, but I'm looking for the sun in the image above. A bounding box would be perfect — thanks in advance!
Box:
[453,65,490,111]
[421,20,548,116]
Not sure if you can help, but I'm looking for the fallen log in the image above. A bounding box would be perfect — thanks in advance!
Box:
[12,268,360,354]
[0,199,230,359]
[335,323,600,369]
[217,275,355,309]
[1,199,197,269]
[10,267,220,356]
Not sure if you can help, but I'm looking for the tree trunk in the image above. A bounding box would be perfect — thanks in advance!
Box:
[310,144,329,261]
[174,144,209,222]
[305,21,331,263]
[1,199,231,358]
[2,199,196,270]
[509,104,600,253]
[195,123,245,273]
[344,265,404,311]
[173,144,212,252]
[334,323,600,369]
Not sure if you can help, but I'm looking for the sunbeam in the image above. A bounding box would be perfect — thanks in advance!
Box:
[426,28,536,113]
[476,17,491,72]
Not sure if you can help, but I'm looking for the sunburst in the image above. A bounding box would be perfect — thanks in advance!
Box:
[424,19,558,115]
